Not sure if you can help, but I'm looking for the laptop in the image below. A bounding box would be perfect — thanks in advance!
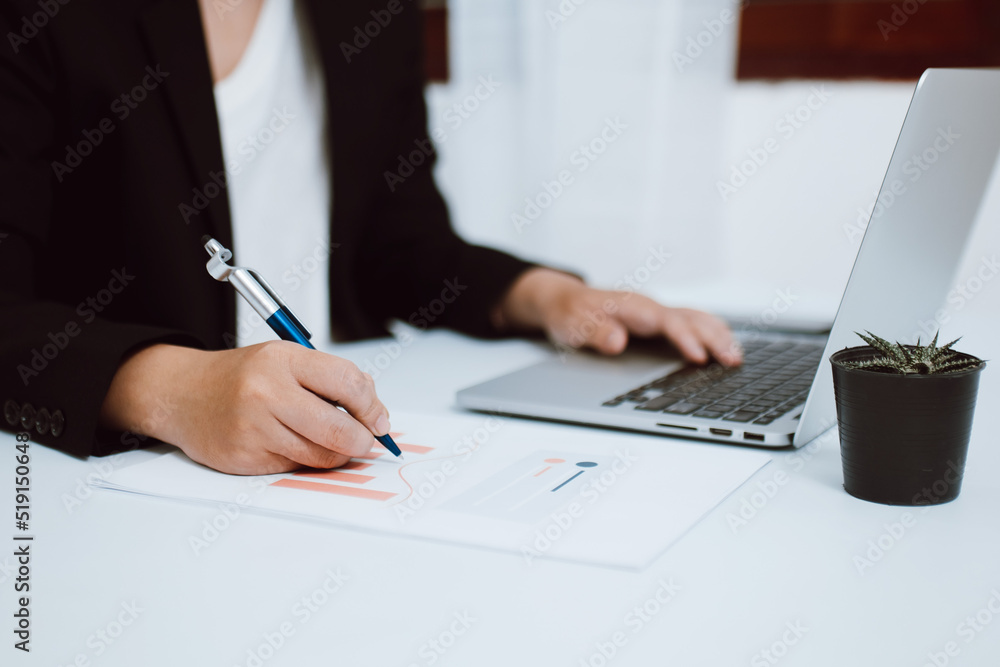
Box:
[456,68,1000,449]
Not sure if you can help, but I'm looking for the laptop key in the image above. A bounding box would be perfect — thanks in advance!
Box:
[663,401,702,415]
[648,379,684,392]
[683,379,714,392]
[635,395,678,411]
[723,410,759,423]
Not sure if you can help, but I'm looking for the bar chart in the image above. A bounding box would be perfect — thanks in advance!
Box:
[269,433,438,503]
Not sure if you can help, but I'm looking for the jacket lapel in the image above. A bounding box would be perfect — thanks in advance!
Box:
[301,0,354,222]
[138,0,234,251]
[301,0,372,338]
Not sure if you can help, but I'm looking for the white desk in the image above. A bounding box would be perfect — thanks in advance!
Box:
[5,307,1000,667]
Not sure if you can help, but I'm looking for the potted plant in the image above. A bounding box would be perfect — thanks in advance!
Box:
[829,331,985,505]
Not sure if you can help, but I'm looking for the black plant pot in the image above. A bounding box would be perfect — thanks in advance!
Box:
[830,346,985,505]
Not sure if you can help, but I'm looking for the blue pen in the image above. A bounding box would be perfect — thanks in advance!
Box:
[202,236,403,459]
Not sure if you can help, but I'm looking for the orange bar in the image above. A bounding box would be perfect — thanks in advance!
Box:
[357,451,384,460]
[389,431,405,438]
[294,470,376,484]
[398,442,434,454]
[339,461,373,471]
[271,478,396,501]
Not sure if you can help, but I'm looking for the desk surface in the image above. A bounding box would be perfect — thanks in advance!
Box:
[5,307,1000,667]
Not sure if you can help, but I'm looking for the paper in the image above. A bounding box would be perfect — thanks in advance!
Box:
[93,411,770,570]
[442,452,617,522]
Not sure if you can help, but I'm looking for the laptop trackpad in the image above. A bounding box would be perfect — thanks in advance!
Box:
[457,344,686,411]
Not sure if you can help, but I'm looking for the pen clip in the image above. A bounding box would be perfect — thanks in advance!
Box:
[204,238,235,281]
[202,236,311,341]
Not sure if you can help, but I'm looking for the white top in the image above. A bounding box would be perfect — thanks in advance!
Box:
[213,0,333,348]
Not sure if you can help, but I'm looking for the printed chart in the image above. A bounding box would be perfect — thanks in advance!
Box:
[93,411,772,569]
[269,433,439,504]
[444,452,614,523]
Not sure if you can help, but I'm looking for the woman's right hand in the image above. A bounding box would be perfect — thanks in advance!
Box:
[99,341,391,475]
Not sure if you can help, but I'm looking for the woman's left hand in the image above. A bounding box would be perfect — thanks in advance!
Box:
[493,268,742,366]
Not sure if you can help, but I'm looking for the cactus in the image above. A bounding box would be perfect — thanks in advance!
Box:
[842,331,982,375]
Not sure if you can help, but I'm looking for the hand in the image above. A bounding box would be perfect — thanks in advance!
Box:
[494,268,742,366]
[99,342,391,475]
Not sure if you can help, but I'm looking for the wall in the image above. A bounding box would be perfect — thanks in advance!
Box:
[425,0,1000,324]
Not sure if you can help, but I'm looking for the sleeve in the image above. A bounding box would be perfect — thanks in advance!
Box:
[351,7,538,339]
[0,4,204,457]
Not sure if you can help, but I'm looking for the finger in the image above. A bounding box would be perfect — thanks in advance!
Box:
[289,351,390,437]
[661,311,709,364]
[690,313,743,366]
[580,317,629,355]
[271,387,377,460]
[226,453,300,476]
[266,420,354,470]
[614,294,668,337]
[205,442,300,476]
[549,306,630,355]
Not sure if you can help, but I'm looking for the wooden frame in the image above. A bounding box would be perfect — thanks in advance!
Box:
[737,0,1000,80]
[422,1,448,82]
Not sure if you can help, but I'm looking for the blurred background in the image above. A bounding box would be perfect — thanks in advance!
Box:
[414,0,1000,324]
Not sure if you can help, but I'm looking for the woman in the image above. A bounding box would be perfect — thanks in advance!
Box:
[0,0,739,474]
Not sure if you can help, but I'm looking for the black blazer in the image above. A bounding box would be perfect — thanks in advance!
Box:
[0,0,533,457]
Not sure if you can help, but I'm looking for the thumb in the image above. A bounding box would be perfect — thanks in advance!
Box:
[585,319,629,355]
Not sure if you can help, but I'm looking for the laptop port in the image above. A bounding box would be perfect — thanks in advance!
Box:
[709,428,733,437]
[743,432,765,442]
[656,423,698,431]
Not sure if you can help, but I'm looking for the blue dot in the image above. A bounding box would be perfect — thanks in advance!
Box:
[576,461,598,468]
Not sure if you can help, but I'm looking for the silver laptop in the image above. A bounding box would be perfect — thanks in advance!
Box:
[457,68,1000,448]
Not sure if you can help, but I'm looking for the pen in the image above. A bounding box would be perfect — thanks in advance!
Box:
[201,236,403,459]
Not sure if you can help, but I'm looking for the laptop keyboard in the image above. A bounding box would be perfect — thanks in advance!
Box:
[601,340,824,425]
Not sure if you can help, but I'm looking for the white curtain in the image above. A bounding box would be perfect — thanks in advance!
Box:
[427,0,740,290]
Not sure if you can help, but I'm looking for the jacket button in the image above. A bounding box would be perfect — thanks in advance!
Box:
[34,408,51,436]
[50,410,65,438]
[19,403,36,431]
[3,400,19,427]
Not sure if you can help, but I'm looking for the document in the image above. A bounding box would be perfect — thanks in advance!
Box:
[94,411,770,570]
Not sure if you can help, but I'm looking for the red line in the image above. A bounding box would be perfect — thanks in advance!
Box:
[533,466,552,477]
[393,463,417,507]
[271,478,396,501]
[385,450,472,508]
[294,470,375,484]
[398,442,434,454]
